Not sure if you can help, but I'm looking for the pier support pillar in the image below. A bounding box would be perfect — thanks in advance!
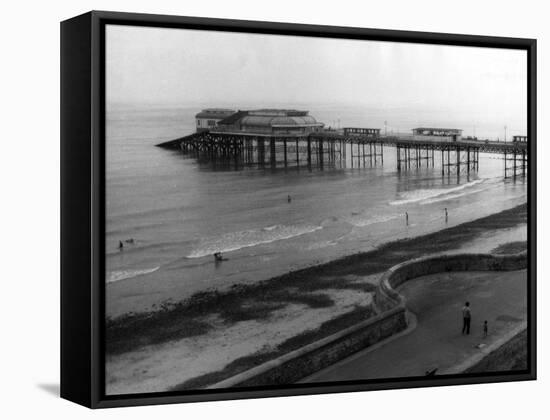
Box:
[270,138,276,167]
[307,137,312,168]
[397,145,401,171]
[456,146,461,178]
[258,138,265,167]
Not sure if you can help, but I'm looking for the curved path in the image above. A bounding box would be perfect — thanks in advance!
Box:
[301,269,527,383]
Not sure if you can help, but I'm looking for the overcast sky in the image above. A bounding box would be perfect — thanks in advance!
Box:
[106,24,526,130]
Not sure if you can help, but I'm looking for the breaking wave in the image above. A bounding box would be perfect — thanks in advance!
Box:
[186,224,322,258]
[348,213,400,227]
[106,266,160,283]
[389,179,485,206]
[421,186,489,204]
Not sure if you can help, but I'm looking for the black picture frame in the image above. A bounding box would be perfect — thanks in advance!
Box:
[61,10,537,409]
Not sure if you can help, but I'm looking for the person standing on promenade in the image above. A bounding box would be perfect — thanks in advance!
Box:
[445,207,448,224]
[462,302,471,335]
[405,212,409,226]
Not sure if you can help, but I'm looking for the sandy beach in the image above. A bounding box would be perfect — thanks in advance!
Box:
[106,203,527,395]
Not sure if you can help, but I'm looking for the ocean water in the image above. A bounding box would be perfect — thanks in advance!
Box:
[105,104,527,317]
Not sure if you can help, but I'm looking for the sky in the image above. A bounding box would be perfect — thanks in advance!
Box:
[106,24,527,133]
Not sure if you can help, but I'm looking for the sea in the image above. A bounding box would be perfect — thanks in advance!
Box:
[105,103,527,317]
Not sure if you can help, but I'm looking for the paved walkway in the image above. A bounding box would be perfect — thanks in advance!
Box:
[301,270,527,383]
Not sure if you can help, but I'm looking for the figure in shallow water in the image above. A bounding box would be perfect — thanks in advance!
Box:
[214,252,227,262]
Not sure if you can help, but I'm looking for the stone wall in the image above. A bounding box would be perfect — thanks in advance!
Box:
[208,306,407,389]
[377,252,527,308]
[209,251,526,389]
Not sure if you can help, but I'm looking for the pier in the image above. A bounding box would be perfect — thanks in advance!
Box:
[158,130,527,177]
[156,109,528,178]
[168,131,347,170]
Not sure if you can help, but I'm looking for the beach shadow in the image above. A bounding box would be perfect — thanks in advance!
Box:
[37,383,59,397]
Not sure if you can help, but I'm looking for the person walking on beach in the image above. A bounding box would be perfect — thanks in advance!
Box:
[444,207,448,224]
[118,240,124,251]
[483,320,488,338]
[287,194,292,203]
[405,212,409,226]
[462,302,471,335]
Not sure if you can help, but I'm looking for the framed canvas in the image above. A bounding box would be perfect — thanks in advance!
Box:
[60,11,536,408]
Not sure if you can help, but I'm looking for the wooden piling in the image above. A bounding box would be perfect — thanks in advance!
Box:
[455,146,460,176]
[307,137,312,168]
[397,145,401,171]
[504,150,508,178]
[513,149,517,179]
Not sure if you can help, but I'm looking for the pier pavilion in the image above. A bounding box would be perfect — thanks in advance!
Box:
[195,108,236,132]
[213,109,325,135]
[512,135,528,143]
[412,127,463,142]
[343,127,380,137]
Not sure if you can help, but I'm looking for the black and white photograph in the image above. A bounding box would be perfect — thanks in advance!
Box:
[104,22,531,396]
[4,0,550,417]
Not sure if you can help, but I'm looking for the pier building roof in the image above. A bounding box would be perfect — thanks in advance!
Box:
[195,108,236,119]
[215,109,324,134]
[247,109,309,117]
[412,127,463,135]
[217,110,249,125]
[241,114,320,128]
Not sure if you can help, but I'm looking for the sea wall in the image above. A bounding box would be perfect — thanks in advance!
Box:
[208,251,526,389]
[377,252,527,308]
[208,305,408,389]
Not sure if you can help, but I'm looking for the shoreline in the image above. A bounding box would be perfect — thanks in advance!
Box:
[106,203,527,393]
[105,170,527,319]
[107,203,527,350]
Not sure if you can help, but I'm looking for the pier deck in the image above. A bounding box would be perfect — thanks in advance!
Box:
[156,130,528,178]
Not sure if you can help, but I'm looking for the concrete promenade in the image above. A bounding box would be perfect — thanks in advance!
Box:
[301,269,527,383]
